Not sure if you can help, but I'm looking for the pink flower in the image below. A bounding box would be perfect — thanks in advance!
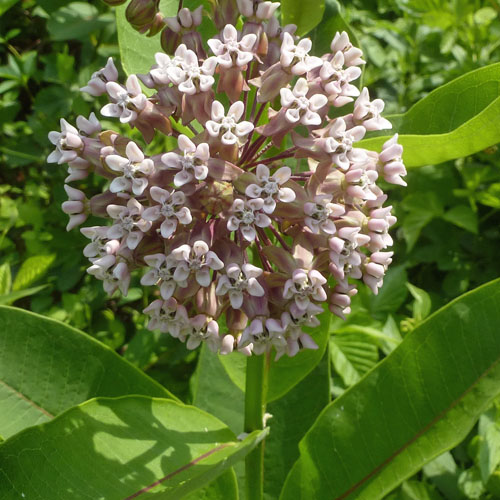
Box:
[106,141,154,195]
[280,33,322,75]
[227,198,272,241]
[208,24,257,68]
[142,187,192,238]
[101,75,147,123]
[206,100,254,145]
[161,134,209,186]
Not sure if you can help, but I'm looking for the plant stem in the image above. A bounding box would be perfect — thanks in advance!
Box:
[244,353,268,500]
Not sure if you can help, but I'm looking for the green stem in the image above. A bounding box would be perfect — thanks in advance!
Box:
[244,352,269,500]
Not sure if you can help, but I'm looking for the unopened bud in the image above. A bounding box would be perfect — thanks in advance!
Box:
[147,13,165,37]
[101,0,127,5]
[227,308,248,334]
[126,0,159,30]
[161,27,182,55]
[212,0,239,30]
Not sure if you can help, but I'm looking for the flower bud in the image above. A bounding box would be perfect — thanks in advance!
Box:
[147,13,165,37]
[161,27,182,54]
[126,0,159,30]
[101,0,127,5]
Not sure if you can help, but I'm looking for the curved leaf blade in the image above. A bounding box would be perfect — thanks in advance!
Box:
[280,278,500,500]
[358,63,500,167]
[280,0,325,36]
[0,396,267,499]
[0,306,177,440]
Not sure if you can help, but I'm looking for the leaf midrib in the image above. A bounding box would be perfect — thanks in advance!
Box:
[0,378,54,419]
[124,443,232,499]
[333,352,500,500]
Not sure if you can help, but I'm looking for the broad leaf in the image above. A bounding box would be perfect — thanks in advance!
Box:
[280,0,325,37]
[280,278,500,500]
[185,469,239,500]
[47,2,110,41]
[116,0,178,76]
[0,396,267,499]
[0,306,176,439]
[358,63,500,167]
[218,307,331,402]
[310,0,361,57]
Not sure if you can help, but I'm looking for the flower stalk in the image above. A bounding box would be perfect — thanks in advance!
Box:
[244,352,269,500]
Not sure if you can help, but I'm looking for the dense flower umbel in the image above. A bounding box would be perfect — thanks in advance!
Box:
[48,2,406,359]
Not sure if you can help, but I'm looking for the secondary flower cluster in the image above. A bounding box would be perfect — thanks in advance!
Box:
[49,0,406,360]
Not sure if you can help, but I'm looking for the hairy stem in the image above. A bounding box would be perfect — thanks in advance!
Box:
[244,353,269,500]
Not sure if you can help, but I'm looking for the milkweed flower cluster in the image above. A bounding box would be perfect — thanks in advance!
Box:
[48,0,406,360]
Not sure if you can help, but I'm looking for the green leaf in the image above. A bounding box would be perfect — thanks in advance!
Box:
[0,306,177,440]
[442,205,478,234]
[12,254,55,291]
[423,452,464,500]
[116,0,178,76]
[310,0,361,57]
[218,307,331,402]
[185,469,239,500]
[0,284,49,305]
[46,2,109,41]
[369,265,408,317]
[358,63,500,167]
[458,467,485,500]
[407,283,432,322]
[280,278,500,500]
[0,262,11,295]
[395,480,444,500]
[0,396,267,499]
[478,406,500,484]
[330,333,379,387]
[281,0,325,37]
[0,0,20,17]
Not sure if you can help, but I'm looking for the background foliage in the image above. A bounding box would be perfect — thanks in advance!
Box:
[1,0,500,498]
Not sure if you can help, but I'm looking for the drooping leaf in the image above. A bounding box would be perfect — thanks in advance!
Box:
[0,284,49,306]
[0,396,267,499]
[280,278,500,500]
[407,283,432,323]
[358,63,500,167]
[218,307,331,402]
[0,306,177,440]
[12,254,55,291]
[280,0,325,37]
